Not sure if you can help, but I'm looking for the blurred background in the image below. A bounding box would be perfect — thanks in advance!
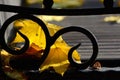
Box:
[1,0,120,60]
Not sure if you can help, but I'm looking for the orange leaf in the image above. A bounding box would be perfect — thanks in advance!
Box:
[26,43,44,55]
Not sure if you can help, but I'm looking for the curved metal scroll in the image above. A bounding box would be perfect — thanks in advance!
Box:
[0,14,98,70]
[67,27,98,69]
[0,14,53,67]
[52,26,98,69]
[0,14,50,55]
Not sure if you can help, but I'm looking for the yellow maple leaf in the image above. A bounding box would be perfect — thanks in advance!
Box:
[13,19,62,48]
[12,18,81,75]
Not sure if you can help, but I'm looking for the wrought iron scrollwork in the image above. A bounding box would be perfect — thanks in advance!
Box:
[0,13,98,71]
[0,14,30,55]
[3,0,119,79]
[66,27,98,69]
